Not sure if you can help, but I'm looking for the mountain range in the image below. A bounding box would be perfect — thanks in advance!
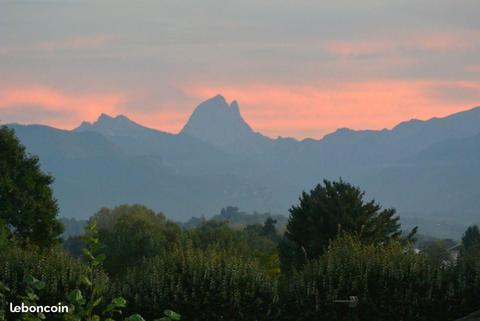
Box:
[4,95,480,237]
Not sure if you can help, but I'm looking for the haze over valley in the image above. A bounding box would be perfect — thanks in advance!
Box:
[6,95,480,238]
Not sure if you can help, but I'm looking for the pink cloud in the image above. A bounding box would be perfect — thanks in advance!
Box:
[0,35,114,55]
[0,86,191,134]
[139,111,191,133]
[324,41,395,57]
[1,81,479,140]
[324,31,478,57]
[37,35,114,51]
[0,86,127,128]
[466,65,480,73]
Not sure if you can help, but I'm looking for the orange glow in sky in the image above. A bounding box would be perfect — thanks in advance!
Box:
[1,1,479,139]
[1,80,479,139]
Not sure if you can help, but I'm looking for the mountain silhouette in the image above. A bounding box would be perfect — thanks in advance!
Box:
[75,113,161,138]
[180,95,270,155]
[5,96,480,237]
[318,106,480,168]
[181,95,253,139]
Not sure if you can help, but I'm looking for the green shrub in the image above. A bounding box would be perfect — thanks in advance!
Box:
[113,246,279,321]
[2,224,479,321]
[0,246,107,311]
[450,247,480,317]
[278,235,463,321]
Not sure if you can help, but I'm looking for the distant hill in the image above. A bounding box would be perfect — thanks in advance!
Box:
[183,206,288,230]
[4,96,480,237]
[60,217,87,238]
[9,122,274,220]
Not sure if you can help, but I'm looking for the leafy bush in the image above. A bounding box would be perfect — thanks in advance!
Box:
[278,235,479,321]
[0,222,181,321]
[3,207,480,321]
[113,246,279,321]
[0,246,107,313]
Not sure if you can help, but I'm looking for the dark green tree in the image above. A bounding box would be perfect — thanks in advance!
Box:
[284,179,415,264]
[277,236,306,272]
[0,219,9,251]
[245,217,280,244]
[0,126,63,247]
[462,224,480,251]
[262,217,278,240]
[91,204,181,274]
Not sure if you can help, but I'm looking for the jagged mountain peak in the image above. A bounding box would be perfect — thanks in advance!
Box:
[190,95,243,119]
[230,100,240,115]
[179,95,271,154]
[181,95,254,139]
[77,113,133,127]
[199,94,228,107]
[74,113,157,137]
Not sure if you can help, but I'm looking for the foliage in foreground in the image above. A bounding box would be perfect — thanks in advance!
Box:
[0,222,180,321]
[114,245,279,321]
[280,235,480,321]
[2,230,480,321]
[0,246,100,311]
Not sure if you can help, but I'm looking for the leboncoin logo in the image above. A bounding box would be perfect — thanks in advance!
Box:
[9,302,69,314]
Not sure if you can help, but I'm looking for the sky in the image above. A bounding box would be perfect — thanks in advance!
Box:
[1,0,479,139]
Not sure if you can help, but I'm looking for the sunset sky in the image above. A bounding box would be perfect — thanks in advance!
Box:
[1,0,479,139]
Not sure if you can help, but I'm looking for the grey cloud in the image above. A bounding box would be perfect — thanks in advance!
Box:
[427,85,480,105]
